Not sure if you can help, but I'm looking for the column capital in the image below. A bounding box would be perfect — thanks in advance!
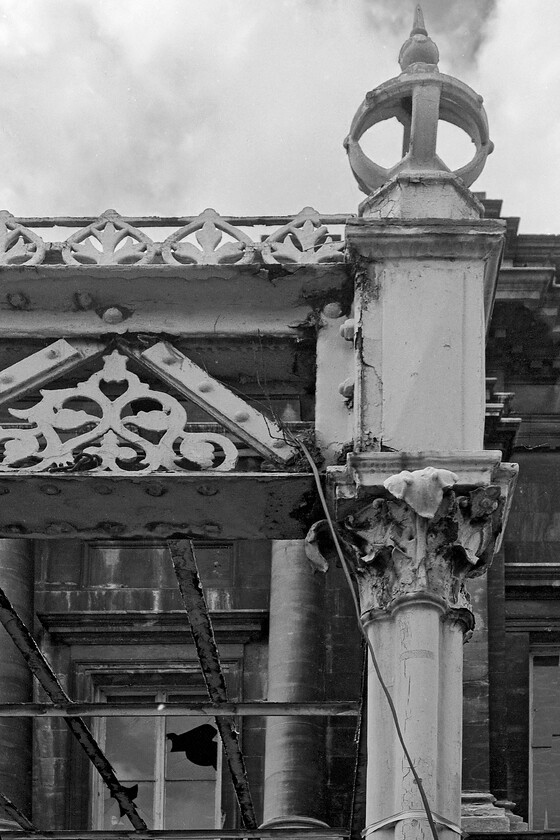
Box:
[310,461,518,633]
[345,479,502,632]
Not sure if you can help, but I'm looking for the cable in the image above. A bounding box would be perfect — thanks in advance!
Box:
[296,439,440,840]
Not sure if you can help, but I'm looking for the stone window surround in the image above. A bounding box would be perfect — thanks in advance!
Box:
[63,654,243,829]
[91,685,224,830]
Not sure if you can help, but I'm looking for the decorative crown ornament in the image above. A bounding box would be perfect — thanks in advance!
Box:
[344,5,494,204]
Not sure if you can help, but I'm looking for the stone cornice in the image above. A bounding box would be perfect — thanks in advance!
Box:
[345,219,505,333]
[494,265,555,306]
[37,609,268,645]
[329,451,504,498]
[345,217,506,260]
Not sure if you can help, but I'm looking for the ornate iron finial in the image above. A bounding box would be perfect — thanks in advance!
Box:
[344,7,494,212]
[411,4,426,33]
[398,5,439,70]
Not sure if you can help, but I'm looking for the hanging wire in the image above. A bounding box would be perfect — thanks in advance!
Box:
[295,439,440,840]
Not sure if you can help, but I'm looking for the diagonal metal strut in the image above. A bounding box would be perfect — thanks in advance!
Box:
[168,540,257,830]
[0,791,37,831]
[0,586,147,831]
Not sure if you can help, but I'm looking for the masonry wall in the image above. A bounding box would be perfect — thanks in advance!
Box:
[31,538,362,829]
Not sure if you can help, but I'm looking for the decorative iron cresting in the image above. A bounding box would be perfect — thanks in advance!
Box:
[262,206,345,265]
[161,208,256,266]
[0,208,349,266]
[62,210,158,266]
[0,211,47,267]
[0,350,238,473]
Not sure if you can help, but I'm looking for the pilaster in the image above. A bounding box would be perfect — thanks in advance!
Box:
[262,540,328,829]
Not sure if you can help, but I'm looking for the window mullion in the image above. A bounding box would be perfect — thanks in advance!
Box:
[215,728,223,829]
[92,687,107,829]
[154,691,166,829]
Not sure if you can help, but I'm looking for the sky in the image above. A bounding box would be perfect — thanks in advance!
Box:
[0,0,557,233]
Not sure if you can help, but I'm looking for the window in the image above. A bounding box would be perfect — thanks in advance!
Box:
[92,691,222,830]
[531,653,560,829]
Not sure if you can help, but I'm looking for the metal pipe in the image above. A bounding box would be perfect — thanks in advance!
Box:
[0,701,359,718]
[0,586,147,831]
[168,540,257,830]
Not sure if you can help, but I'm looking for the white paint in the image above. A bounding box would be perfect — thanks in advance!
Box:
[141,341,298,463]
[364,601,463,840]
[315,312,354,465]
[360,176,483,221]
[354,255,487,452]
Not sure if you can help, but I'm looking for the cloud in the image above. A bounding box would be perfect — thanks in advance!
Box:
[0,0,554,234]
[358,0,498,70]
[471,0,560,232]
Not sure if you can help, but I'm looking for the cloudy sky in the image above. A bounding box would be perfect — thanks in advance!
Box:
[0,0,557,233]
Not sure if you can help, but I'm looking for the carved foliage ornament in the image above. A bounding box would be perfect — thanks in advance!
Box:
[62,210,157,266]
[0,350,238,473]
[0,211,46,266]
[306,467,503,623]
[0,209,347,267]
[262,207,345,265]
[161,209,255,266]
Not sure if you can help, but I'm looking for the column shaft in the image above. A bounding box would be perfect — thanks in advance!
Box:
[365,602,462,840]
[0,539,34,825]
[262,540,327,828]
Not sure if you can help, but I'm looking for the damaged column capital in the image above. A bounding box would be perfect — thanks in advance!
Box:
[315,8,518,840]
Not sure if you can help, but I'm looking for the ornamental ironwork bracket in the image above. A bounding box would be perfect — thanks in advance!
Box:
[0,338,298,475]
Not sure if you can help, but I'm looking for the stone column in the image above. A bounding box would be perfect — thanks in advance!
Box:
[329,8,519,838]
[461,572,515,831]
[0,539,34,826]
[262,540,327,829]
[330,470,504,840]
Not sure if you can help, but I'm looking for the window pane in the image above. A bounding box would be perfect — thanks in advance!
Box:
[195,545,233,587]
[166,715,218,781]
[104,715,156,779]
[103,781,154,829]
[86,542,233,591]
[194,545,234,610]
[164,781,216,829]
[532,654,560,828]
[87,544,175,588]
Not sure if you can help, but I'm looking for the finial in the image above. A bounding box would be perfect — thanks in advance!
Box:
[344,4,494,212]
[398,5,439,71]
[411,5,427,35]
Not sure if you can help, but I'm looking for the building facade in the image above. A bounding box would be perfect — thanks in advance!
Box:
[0,11,558,840]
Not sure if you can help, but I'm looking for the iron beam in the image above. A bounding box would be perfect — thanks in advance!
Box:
[168,540,257,830]
[14,213,352,227]
[0,791,37,831]
[0,830,348,840]
[0,587,146,831]
[0,701,359,717]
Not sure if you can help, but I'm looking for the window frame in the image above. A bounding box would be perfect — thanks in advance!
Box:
[91,686,223,830]
[63,656,242,830]
[529,648,560,829]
